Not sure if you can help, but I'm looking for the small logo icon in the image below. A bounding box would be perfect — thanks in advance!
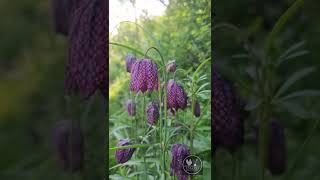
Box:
[182,155,203,175]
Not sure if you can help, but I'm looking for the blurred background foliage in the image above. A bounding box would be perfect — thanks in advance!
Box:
[109,0,211,179]
[0,0,105,179]
[214,0,320,179]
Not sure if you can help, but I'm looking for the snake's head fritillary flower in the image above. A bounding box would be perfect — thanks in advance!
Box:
[193,100,201,117]
[166,60,177,73]
[52,120,84,172]
[51,0,76,35]
[212,67,247,153]
[125,54,137,73]
[256,121,287,175]
[130,59,159,93]
[125,99,136,116]
[115,139,136,164]
[170,144,190,180]
[167,79,188,111]
[146,101,160,125]
[65,0,107,98]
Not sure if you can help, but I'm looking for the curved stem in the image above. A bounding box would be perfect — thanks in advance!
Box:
[144,47,166,66]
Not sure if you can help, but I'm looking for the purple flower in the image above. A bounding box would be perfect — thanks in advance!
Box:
[130,59,159,93]
[212,67,247,153]
[65,0,107,98]
[51,0,76,35]
[125,99,136,116]
[52,120,84,172]
[146,101,160,125]
[125,54,137,73]
[256,121,287,175]
[193,100,201,117]
[166,60,177,72]
[115,139,136,164]
[167,79,188,111]
[170,144,190,180]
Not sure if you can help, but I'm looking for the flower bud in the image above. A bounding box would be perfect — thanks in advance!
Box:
[125,54,137,73]
[193,100,201,117]
[52,120,84,172]
[166,60,177,72]
[115,139,136,164]
[125,99,136,116]
[146,101,160,125]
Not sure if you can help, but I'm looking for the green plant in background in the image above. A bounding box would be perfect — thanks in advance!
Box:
[214,0,320,179]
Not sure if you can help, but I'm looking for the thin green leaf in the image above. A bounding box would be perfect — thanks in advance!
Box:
[274,67,316,98]
[278,41,306,60]
[109,144,153,151]
[277,50,309,66]
[109,42,146,57]
[279,90,320,101]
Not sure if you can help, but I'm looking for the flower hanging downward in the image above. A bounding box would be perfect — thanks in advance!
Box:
[166,60,177,73]
[170,144,190,180]
[212,67,248,153]
[52,120,84,172]
[167,79,188,111]
[130,59,159,93]
[146,101,160,125]
[256,121,287,175]
[115,139,136,164]
[125,54,137,73]
[193,100,201,117]
[125,99,136,116]
[65,0,107,98]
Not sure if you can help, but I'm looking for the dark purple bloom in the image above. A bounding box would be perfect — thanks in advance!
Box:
[125,99,136,116]
[256,121,287,175]
[170,144,190,180]
[115,139,136,164]
[52,120,84,172]
[212,67,248,153]
[166,60,177,72]
[146,101,160,125]
[65,0,107,98]
[193,100,201,117]
[130,59,159,93]
[167,79,188,111]
[125,54,137,73]
[51,0,76,35]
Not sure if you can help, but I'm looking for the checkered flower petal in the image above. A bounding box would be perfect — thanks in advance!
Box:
[167,79,188,111]
[212,67,247,153]
[115,139,136,164]
[130,59,158,93]
[52,120,84,172]
[146,101,160,125]
[170,144,190,180]
[65,0,107,98]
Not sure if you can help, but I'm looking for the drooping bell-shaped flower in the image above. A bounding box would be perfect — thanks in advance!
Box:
[130,59,159,93]
[166,60,177,73]
[256,121,287,175]
[65,0,107,98]
[52,120,84,172]
[115,139,136,164]
[170,144,190,180]
[193,100,201,117]
[212,67,248,153]
[125,54,137,73]
[51,0,76,35]
[146,101,160,125]
[167,79,188,111]
[125,99,136,116]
